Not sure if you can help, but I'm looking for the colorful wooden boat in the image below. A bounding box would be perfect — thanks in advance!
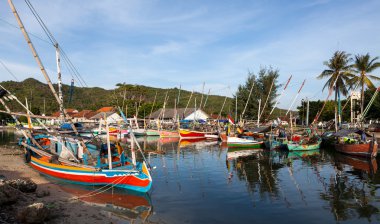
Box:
[179,129,207,139]
[145,129,160,136]
[20,134,152,193]
[335,142,378,158]
[159,130,180,138]
[264,137,287,150]
[132,128,146,136]
[205,134,219,140]
[286,140,321,151]
[227,136,264,149]
[333,129,378,158]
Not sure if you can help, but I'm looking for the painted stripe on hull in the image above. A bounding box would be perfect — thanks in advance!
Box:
[179,129,206,139]
[30,158,151,192]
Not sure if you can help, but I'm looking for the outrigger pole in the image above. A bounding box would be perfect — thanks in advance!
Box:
[311,75,340,126]
[259,78,275,120]
[240,80,255,121]
[286,79,306,116]
[268,75,292,119]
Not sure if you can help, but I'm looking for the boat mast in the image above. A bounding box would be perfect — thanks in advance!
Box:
[268,75,292,119]
[104,114,112,170]
[55,44,65,122]
[8,0,61,108]
[203,88,211,109]
[183,90,193,117]
[199,82,205,110]
[257,99,261,127]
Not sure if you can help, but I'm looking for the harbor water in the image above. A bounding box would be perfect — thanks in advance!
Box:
[1,129,379,223]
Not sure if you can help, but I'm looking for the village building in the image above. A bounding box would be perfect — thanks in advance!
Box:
[146,108,210,121]
[71,110,98,123]
[90,111,122,124]
[51,108,79,119]
[96,107,115,113]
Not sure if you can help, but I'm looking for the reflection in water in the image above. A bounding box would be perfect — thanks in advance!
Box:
[59,184,152,222]
[321,151,379,222]
[1,129,380,223]
[0,129,16,146]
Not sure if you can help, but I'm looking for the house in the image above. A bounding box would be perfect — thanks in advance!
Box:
[146,108,210,121]
[90,111,122,124]
[71,110,98,123]
[51,108,78,119]
[96,107,115,113]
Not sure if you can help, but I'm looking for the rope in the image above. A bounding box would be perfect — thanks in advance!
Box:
[69,174,129,200]
[0,59,19,81]
[24,0,87,87]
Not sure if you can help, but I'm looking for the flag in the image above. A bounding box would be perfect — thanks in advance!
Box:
[227,114,235,124]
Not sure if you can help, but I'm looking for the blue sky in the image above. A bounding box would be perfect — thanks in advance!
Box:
[1,0,380,110]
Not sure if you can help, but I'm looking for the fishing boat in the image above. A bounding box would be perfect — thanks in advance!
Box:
[205,133,219,140]
[19,132,152,192]
[286,140,322,151]
[334,129,378,158]
[227,136,264,149]
[264,137,287,150]
[159,130,179,138]
[179,129,208,139]
[132,128,146,136]
[145,129,160,136]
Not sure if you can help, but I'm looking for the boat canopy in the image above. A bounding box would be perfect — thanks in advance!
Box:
[333,129,373,137]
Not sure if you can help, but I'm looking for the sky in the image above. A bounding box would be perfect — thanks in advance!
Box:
[1,0,380,110]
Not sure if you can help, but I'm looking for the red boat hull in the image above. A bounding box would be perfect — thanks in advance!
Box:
[335,142,378,158]
[179,129,207,139]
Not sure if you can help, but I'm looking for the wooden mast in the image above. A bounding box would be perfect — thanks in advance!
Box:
[8,0,61,107]
[55,44,65,122]
[8,0,94,164]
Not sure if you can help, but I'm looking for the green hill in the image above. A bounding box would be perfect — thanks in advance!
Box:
[0,78,232,118]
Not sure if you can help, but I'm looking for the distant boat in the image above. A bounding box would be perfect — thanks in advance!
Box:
[145,129,160,136]
[132,128,146,136]
[205,133,219,140]
[227,136,264,149]
[286,140,321,151]
[179,129,208,139]
[159,130,179,138]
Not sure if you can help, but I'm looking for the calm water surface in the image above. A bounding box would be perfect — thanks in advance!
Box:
[1,129,380,223]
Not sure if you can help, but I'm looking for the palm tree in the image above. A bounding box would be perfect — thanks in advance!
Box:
[351,53,380,116]
[317,51,354,130]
